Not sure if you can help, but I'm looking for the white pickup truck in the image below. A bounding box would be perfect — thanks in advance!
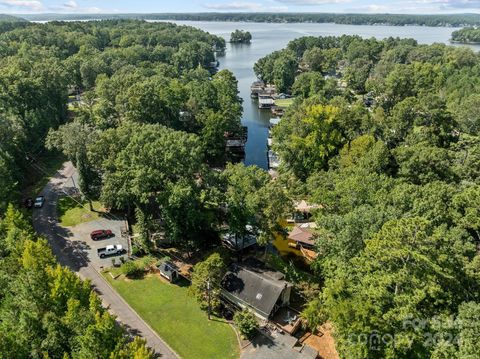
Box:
[97,244,126,258]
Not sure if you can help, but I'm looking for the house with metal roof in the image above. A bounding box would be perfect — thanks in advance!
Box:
[221,259,293,320]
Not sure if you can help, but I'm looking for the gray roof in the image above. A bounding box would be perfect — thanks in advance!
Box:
[221,262,290,318]
[158,261,178,275]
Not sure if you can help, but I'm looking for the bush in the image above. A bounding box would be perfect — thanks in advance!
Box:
[120,260,142,278]
[233,309,257,339]
[139,255,156,271]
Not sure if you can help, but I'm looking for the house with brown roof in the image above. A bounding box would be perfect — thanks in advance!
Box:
[288,224,318,262]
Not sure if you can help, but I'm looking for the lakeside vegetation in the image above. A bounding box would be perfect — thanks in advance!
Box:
[256,35,480,357]
[452,27,480,43]
[0,19,229,215]
[20,12,480,27]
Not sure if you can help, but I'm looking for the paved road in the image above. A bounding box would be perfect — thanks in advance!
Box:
[32,162,178,359]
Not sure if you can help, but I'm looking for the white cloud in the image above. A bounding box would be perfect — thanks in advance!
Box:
[203,2,264,10]
[203,1,288,11]
[411,0,480,9]
[47,0,119,14]
[274,0,351,5]
[350,0,480,13]
[0,0,44,11]
[62,0,77,9]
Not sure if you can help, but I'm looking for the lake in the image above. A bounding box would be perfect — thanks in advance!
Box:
[165,21,480,169]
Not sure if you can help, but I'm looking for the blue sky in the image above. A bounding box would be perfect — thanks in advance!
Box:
[2,0,480,14]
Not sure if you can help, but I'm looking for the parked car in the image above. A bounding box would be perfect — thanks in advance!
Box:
[90,229,114,241]
[33,196,45,208]
[24,198,33,209]
[97,244,126,258]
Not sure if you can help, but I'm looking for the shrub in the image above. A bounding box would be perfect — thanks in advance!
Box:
[120,260,142,278]
[233,309,257,339]
[139,255,156,271]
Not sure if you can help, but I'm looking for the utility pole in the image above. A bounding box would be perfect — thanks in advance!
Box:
[207,278,211,321]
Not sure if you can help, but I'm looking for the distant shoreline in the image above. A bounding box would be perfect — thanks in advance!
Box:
[16,13,480,28]
[450,39,480,44]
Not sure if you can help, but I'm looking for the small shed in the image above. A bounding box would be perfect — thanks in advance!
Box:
[158,261,179,282]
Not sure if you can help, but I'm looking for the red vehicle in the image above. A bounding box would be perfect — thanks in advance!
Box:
[90,229,114,241]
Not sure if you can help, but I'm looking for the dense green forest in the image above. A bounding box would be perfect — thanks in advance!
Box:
[452,27,480,43]
[0,19,289,258]
[256,36,480,357]
[0,19,231,213]
[21,13,480,27]
[0,205,153,357]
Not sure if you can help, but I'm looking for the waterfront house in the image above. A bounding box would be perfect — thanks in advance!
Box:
[221,259,293,320]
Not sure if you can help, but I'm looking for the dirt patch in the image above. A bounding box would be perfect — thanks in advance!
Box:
[302,322,339,359]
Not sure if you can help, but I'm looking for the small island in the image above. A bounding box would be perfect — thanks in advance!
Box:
[451,27,480,44]
[230,29,252,44]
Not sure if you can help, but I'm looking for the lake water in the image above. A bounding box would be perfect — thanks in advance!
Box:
[165,21,480,169]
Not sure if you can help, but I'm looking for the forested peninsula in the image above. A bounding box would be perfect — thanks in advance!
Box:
[452,27,480,43]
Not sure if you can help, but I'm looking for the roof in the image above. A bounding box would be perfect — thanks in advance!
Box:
[288,226,315,246]
[221,261,291,318]
[294,200,320,213]
[269,117,281,126]
[158,261,178,274]
[222,231,257,250]
[226,139,245,147]
[268,150,280,168]
[259,96,274,104]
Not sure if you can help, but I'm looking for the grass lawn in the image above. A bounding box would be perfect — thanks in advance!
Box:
[57,197,103,227]
[275,98,295,108]
[104,274,239,359]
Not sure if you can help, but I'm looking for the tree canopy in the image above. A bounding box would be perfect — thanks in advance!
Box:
[0,20,231,215]
[230,30,252,44]
[0,205,154,358]
[262,35,480,358]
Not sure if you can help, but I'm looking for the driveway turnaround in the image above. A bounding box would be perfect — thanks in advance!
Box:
[32,162,178,359]
[64,218,129,271]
